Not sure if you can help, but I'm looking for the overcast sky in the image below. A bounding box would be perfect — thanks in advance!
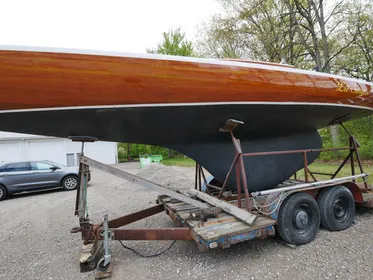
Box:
[0,0,221,53]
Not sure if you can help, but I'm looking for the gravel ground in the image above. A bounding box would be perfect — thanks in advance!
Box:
[1,162,373,280]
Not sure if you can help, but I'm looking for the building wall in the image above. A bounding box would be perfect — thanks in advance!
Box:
[0,131,118,166]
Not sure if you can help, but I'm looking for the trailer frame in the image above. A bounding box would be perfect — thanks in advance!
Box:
[69,121,373,279]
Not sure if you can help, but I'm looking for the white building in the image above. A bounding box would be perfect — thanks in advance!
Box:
[0,131,118,166]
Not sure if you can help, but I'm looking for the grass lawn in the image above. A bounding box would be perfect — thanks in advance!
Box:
[162,157,196,167]
[296,161,373,185]
[161,157,373,185]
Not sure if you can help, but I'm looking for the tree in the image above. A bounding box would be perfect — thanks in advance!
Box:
[197,0,310,66]
[334,0,373,82]
[197,14,245,58]
[198,0,373,146]
[147,27,194,56]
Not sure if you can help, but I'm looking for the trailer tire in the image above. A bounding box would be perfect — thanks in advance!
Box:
[317,185,355,231]
[276,192,320,245]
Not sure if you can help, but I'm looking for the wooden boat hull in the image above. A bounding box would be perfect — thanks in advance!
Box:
[1,46,373,191]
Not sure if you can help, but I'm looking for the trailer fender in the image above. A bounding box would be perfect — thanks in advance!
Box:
[342,182,364,204]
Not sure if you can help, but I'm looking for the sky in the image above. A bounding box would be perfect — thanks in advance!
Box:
[0,0,221,53]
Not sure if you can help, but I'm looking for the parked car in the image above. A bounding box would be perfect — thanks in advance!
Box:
[0,160,91,201]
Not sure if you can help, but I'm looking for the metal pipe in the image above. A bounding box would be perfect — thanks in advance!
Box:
[111,228,192,240]
[239,153,251,211]
[351,137,368,189]
[303,152,308,183]
[194,162,198,190]
[106,204,164,228]
[242,147,352,157]
[206,183,222,191]
[218,153,239,198]
[236,159,241,208]
[331,153,351,179]
[198,163,202,192]
[311,172,334,176]
[252,174,367,196]
[307,168,317,182]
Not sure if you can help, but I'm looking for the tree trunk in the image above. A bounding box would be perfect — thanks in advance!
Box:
[168,149,174,158]
[127,144,132,161]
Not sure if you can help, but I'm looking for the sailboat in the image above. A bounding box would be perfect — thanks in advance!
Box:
[1,45,372,191]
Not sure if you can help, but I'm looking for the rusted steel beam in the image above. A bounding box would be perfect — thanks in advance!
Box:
[198,163,202,192]
[110,228,192,240]
[106,204,164,228]
[230,131,242,154]
[242,147,352,157]
[331,153,351,179]
[195,162,198,190]
[206,183,222,191]
[217,153,239,198]
[310,171,334,176]
[303,152,309,183]
[351,136,369,189]
[307,168,318,182]
[236,160,241,208]
[239,153,251,211]
[349,137,356,183]
[200,166,207,184]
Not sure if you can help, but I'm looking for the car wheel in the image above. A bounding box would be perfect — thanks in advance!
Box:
[0,185,8,201]
[62,175,78,191]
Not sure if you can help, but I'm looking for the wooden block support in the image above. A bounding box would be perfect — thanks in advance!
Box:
[79,241,104,272]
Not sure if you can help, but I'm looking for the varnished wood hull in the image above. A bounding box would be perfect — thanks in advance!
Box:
[1,46,373,191]
[1,46,373,111]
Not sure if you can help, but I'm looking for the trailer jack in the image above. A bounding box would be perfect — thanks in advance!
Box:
[95,215,113,279]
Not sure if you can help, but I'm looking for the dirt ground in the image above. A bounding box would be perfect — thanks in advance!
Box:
[1,162,373,280]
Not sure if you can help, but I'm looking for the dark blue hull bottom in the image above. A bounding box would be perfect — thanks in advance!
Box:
[0,103,370,191]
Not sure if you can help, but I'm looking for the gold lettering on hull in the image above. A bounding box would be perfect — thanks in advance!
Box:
[336,81,369,96]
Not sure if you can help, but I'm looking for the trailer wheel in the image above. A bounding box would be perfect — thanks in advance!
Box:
[276,192,320,245]
[317,185,355,231]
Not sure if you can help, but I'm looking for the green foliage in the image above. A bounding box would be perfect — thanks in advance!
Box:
[147,27,194,57]
[162,157,196,167]
[318,116,373,160]
[117,142,183,161]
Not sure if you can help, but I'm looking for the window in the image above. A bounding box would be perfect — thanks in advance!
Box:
[66,153,75,167]
[0,164,8,172]
[5,162,29,172]
[31,162,55,171]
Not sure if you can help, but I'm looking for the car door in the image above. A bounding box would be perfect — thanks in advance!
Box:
[30,161,61,188]
[0,162,32,190]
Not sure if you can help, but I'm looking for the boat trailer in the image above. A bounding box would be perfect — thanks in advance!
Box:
[69,120,373,279]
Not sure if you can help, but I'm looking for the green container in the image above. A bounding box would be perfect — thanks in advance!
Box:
[139,154,163,168]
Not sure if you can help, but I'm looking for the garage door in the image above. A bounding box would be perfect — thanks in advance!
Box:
[26,139,66,165]
[0,141,22,163]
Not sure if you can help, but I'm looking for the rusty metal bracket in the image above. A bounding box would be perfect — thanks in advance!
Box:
[189,207,222,221]
[105,204,165,228]
[106,228,192,240]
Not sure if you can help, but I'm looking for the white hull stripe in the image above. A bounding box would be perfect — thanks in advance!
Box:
[0,101,372,114]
